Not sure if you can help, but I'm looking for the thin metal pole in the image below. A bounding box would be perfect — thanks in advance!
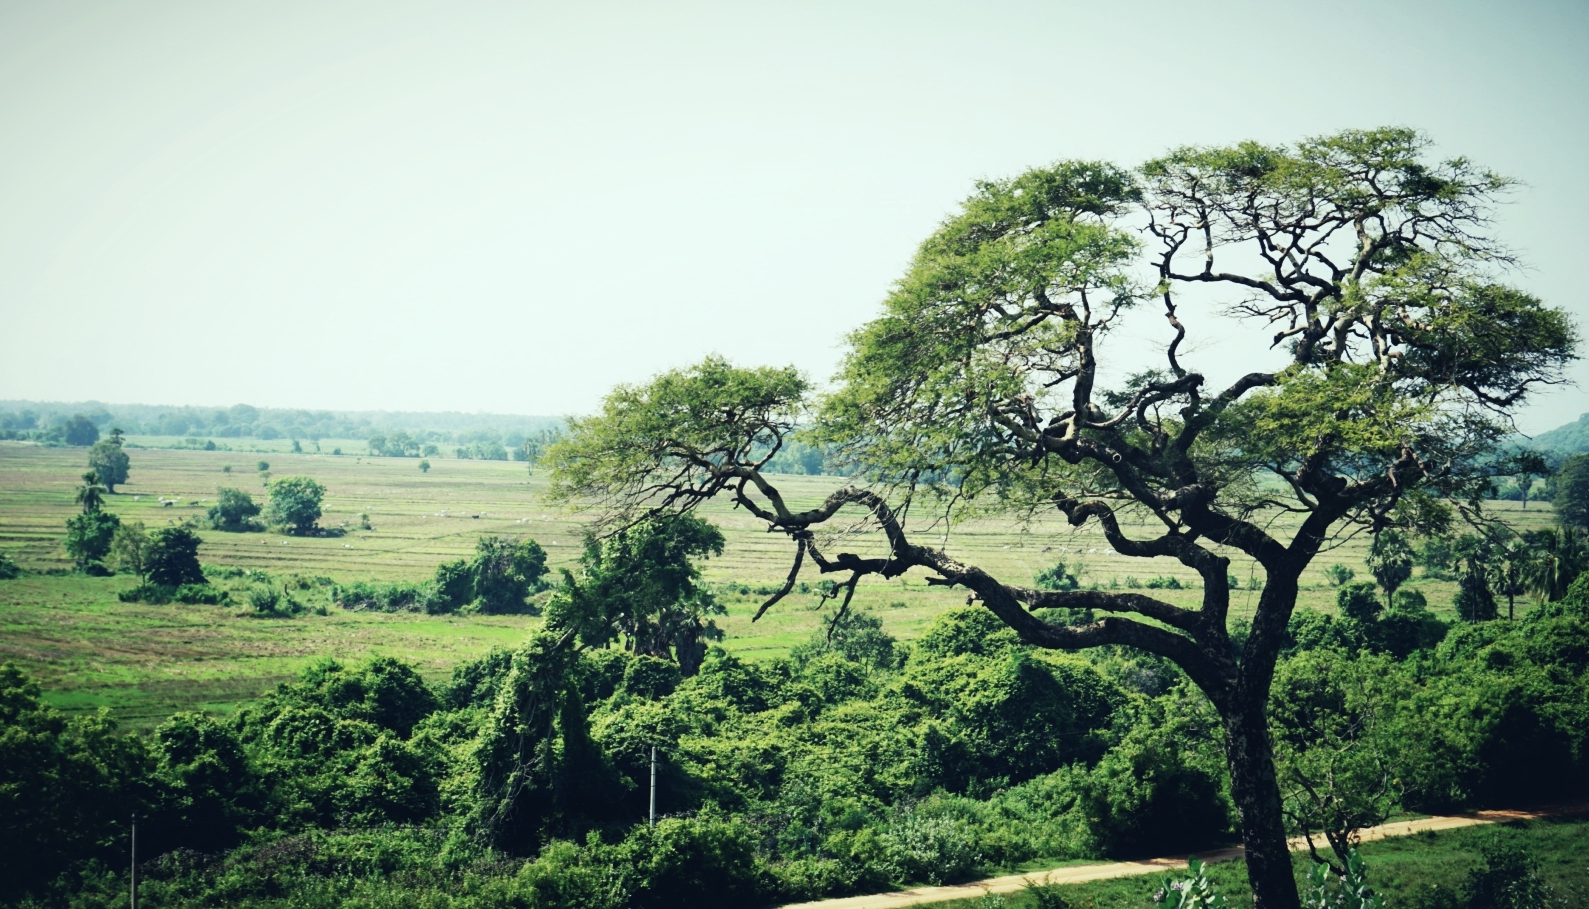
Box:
[130,812,137,909]
[649,745,657,827]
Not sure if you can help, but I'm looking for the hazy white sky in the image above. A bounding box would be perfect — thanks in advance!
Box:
[1,0,1585,432]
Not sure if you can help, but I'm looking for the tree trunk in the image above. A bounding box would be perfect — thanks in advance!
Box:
[1221,695,1301,909]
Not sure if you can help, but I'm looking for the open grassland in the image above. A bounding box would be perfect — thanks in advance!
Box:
[0,442,1559,727]
[927,816,1589,909]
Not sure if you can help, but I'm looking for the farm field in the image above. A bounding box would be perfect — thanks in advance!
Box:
[0,441,1558,728]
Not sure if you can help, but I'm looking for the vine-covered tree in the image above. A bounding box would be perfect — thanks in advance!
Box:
[546,514,726,676]
[544,128,1575,909]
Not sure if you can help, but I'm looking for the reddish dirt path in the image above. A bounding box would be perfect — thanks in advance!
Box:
[779,802,1589,909]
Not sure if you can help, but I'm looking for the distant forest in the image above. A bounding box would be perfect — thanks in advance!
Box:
[0,400,843,474]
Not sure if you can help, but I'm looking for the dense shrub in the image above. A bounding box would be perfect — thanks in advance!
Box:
[119,583,229,605]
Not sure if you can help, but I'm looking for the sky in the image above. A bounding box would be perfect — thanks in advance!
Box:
[0,0,1585,433]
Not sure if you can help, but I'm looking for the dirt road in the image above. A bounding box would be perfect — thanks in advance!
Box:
[779,803,1588,909]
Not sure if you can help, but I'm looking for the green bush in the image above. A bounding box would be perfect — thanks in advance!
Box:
[119,583,229,605]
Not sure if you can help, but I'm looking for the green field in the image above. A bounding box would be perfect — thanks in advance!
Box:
[0,441,1558,728]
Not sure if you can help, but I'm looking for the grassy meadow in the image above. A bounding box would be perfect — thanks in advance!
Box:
[0,441,1560,728]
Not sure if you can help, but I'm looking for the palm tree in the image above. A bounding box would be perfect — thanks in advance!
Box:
[74,471,105,514]
[1523,527,1588,603]
[1490,537,1531,621]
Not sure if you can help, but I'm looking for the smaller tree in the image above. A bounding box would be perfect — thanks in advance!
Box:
[1366,530,1414,610]
[431,559,475,613]
[1522,528,1587,602]
[144,526,207,588]
[110,521,149,579]
[1509,450,1549,510]
[1336,582,1383,624]
[87,430,130,493]
[74,471,105,514]
[418,459,431,473]
[64,510,120,572]
[62,414,99,446]
[1034,560,1080,591]
[1454,555,1499,622]
[470,535,549,614]
[546,515,725,676]
[1491,537,1530,621]
[1271,652,1404,874]
[207,488,261,531]
[1323,564,1355,587]
[1553,453,1589,531]
[256,460,269,473]
[264,476,325,535]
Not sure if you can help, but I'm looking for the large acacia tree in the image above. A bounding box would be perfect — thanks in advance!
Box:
[545,128,1575,909]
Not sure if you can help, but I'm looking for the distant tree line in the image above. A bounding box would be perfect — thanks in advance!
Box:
[0,402,562,453]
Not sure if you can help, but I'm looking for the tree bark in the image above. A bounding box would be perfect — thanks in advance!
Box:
[1221,686,1301,909]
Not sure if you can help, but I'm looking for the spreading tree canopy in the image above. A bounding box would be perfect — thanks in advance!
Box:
[264,476,325,535]
[544,128,1575,909]
[87,429,130,493]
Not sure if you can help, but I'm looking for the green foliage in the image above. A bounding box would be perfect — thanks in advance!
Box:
[1553,453,1589,530]
[1455,558,1499,622]
[544,356,810,520]
[418,536,550,616]
[74,469,106,513]
[1338,581,1383,623]
[144,524,207,587]
[119,582,229,605]
[1325,564,1356,587]
[0,551,19,579]
[87,434,130,492]
[264,475,325,534]
[470,534,549,614]
[1271,653,1403,869]
[0,662,152,899]
[61,413,99,446]
[332,579,440,614]
[912,607,1019,660]
[431,557,475,612]
[418,458,431,473]
[1034,560,1080,591]
[63,508,120,571]
[1079,686,1230,858]
[789,608,901,672]
[1301,850,1386,909]
[548,515,725,675]
[109,519,148,578]
[1458,838,1563,909]
[208,486,262,531]
[1367,530,1414,606]
[151,712,263,851]
[1156,857,1232,909]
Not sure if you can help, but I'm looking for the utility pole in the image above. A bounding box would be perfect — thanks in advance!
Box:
[130,812,138,909]
[649,745,657,827]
